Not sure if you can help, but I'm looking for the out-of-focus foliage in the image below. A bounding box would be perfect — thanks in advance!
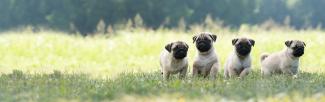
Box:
[0,0,324,34]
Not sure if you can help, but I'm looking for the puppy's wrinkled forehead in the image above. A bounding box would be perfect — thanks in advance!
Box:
[172,41,188,49]
[235,38,249,44]
[293,41,305,47]
[193,32,217,43]
[196,33,213,41]
[286,40,306,48]
[233,37,255,46]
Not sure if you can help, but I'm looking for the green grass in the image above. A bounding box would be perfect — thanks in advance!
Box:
[1,29,325,101]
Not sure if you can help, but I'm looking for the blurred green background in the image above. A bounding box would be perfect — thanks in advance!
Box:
[1,0,325,34]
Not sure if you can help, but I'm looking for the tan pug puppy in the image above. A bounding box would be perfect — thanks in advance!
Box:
[192,32,219,79]
[160,41,189,80]
[224,37,255,79]
[261,40,306,77]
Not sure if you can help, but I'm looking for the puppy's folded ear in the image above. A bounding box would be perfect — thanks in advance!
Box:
[209,34,217,42]
[185,43,189,50]
[249,39,255,46]
[285,40,293,47]
[303,42,306,47]
[192,36,197,43]
[232,38,238,45]
[165,43,173,52]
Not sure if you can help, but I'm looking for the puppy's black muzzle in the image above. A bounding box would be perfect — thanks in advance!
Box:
[173,49,187,59]
[196,41,211,52]
[293,47,304,57]
[236,44,251,56]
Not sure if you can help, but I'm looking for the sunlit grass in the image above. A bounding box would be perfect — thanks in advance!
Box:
[0,30,324,76]
[0,29,325,101]
[1,70,325,101]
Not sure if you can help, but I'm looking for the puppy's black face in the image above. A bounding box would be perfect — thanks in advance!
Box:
[172,44,188,59]
[292,46,304,57]
[193,33,217,52]
[235,42,252,56]
[233,38,254,56]
[286,40,305,57]
[165,41,189,59]
[196,37,212,52]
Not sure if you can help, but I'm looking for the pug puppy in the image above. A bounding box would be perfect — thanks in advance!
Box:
[224,37,255,79]
[261,40,306,77]
[192,32,219,79]
[160,41,189,80]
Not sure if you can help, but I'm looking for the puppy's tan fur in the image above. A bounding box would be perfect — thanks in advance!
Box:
[192,32,219,79]
[261,40,306,77]
[224,37,254,79]
[160,41,188,80]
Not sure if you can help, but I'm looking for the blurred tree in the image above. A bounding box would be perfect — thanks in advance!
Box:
[0,0,325,34]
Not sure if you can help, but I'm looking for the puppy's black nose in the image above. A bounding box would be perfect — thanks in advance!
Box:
[178,50,185,53]
[198,42,205,46]
[174,50,187,59]
[293,47,304,57]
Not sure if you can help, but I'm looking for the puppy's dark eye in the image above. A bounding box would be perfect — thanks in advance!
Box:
[293,46,303,50]
[238,43,245,46]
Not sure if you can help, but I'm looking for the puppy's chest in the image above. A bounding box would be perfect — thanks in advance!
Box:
[195,57,217,68]
[231,58,250,69]
[232,62,243,69]
[167,61,186,71]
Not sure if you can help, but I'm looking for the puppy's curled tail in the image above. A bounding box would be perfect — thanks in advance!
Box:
[260,53,269,62]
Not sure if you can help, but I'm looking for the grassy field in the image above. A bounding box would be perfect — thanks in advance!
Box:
[1,29,325,101]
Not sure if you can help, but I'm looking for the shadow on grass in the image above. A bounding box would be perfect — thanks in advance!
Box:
[1,70,325,101]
